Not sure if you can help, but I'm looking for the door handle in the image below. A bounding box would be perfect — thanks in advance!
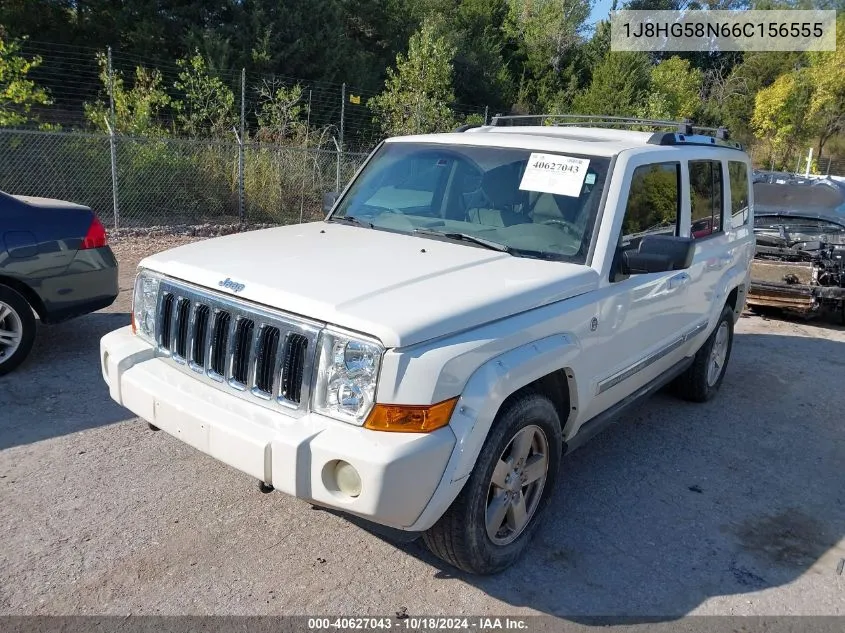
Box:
[668,272,691,290]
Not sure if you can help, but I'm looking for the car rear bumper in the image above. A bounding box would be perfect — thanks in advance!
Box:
[41,246,119,323]
[100,326,456,530]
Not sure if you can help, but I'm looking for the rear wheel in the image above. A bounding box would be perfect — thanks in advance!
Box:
[674,304,734,403]
[423,392,562,574]
[0,285,36,376]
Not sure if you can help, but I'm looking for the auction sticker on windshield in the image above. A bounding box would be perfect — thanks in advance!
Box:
[520,153,590,197]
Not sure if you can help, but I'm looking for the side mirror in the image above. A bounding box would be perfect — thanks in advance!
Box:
[322,191,339,214]
[620,234,695,275]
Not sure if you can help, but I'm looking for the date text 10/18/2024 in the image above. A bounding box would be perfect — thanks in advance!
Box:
[307,617,530,631]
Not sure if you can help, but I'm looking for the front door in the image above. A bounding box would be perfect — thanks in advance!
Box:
[581,159,700,422]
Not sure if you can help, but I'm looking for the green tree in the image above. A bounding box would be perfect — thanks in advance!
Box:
[254,81,308,142]
[84,52,170,135]
[570,51,651,117]
[751,70,813,168]
[806,14,845,158]
[435,0,514,111]
[173,52,236,138]
[701,51,802,143]
[368,18,458,136]
[0,36,51,127]
[504,0,593,110]
[640,56,703,121]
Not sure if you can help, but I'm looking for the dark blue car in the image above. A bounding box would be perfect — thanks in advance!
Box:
[0,191,118,374]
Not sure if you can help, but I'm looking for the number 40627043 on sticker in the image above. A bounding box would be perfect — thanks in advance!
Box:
[519,152,590,197]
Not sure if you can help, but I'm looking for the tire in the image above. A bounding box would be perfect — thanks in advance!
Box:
[423,392,562,574]
[0,285,36,376]
[674,304,735,403]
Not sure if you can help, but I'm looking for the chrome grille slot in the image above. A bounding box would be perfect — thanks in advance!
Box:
[153,278,320,417]
[231,318,255,386]
[191,304,211,368]
[173,298,191,359]
[254,326,281,395]
[210,311,231,378]
[158,293,175,350]
[281,333,308,404]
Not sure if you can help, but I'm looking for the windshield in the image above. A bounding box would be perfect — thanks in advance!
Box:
[331,142,611,263]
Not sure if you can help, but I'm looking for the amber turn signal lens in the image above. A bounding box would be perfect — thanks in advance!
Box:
[364,397,459,433]
[130,310,137,334]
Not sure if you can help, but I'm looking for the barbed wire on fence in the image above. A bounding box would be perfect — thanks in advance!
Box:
[15,39,489,154]
[5,40,844,231]
[0,128,369,228]
[0,39,491,229]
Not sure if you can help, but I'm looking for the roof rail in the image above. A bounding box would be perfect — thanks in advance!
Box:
[490,114,718,132]
[454,123,482,133]
[488,114,743,150]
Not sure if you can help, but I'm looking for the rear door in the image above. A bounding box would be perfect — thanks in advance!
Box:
[682,155,752,340]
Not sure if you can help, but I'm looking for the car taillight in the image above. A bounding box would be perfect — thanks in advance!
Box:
[81,217,108,249]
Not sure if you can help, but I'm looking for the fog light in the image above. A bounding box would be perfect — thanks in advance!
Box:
[334,461,361,497]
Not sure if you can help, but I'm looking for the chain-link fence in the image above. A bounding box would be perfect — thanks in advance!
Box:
[0,128,368,227]
[817,155,845,178]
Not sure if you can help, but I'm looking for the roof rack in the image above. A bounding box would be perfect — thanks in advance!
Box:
[488,114,743,150]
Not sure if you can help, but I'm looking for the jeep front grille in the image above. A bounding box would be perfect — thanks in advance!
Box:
[155,279,321,414]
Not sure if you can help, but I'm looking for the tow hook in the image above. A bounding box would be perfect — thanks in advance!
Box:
[258,481,274,494]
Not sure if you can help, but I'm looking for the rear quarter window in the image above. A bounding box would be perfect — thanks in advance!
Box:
[728,161,750,228]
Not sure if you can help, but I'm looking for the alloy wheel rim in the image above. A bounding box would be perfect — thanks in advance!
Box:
[485,424,549,546]
[707,322,730,387]
[0,301,23,363]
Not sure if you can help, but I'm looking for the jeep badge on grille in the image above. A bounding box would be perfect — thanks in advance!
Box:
[218,278,245,293]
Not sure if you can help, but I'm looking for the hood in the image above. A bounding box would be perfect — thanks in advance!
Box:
[139,222,598,348]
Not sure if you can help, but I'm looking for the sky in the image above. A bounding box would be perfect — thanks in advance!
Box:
[589,0,616,24]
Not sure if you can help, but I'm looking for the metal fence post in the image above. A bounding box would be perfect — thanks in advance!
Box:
[484,105,489,125]
[106,47,120,229]
[299,90,313,224]
[238,68,246,225]
[337,82,346,193]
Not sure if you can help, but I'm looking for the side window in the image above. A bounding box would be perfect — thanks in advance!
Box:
[728,161,749,228]
[689,160,724,238]
[620,162,680,246]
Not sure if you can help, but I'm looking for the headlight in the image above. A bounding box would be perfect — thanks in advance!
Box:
[313,329,383,425]
[132,270,161,344]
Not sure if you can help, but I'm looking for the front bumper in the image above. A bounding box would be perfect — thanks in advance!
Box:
[100,326,456,530]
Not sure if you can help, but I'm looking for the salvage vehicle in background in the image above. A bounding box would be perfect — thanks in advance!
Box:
[101,116,753,574]
[747,179,845,321]
[0,191,119,375]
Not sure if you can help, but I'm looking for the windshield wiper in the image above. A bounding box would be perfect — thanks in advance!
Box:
[328,215,375,228]
[413,228,511,253]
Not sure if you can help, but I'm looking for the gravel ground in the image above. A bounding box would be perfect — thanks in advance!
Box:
[1,233,844,619]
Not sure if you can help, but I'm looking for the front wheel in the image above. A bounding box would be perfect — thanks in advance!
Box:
[0,285,36,376]
[674,304,735,402]
[423,392,562,574]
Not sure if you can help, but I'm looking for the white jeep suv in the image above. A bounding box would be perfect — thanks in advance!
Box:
[101,116,754,574]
